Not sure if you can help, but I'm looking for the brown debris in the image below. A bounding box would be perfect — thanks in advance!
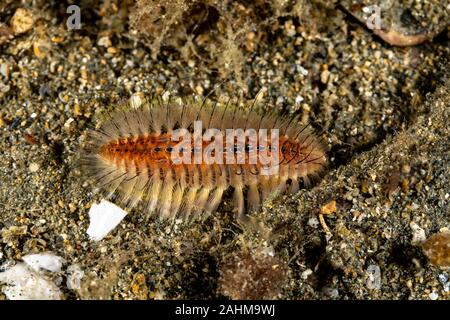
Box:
[422,231,450,269]
[0,23,14,45]
[219,249,288,299]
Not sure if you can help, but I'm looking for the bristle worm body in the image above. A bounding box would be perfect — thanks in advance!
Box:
[82,98,326,220]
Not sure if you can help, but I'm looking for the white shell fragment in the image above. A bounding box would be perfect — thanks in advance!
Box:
[0,263,62,300]
[366,264,382,290]
[66,264,84,291]
[86,199,127,241]
[22,252,65,273]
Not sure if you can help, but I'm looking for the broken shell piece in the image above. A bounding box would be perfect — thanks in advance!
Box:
[0,263,62,300]
[86,199,127,241]
[66,264,84,291]
[22,252,65,273]
[339,4,447,47]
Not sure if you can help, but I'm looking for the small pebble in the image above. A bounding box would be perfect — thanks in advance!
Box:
[366,265,381,290]
[29,162,39,172]
[0,62,10,78]
[410,221,426,245]
[97,36,112,47]
[307,216,319,228]
[301,269,313,280]
[64,118,76,133]
[130,92,145,109]
[428,291,438,300]
[322,287,339,299]
[402,164,411,174]
[321,70,330,84]
[321,200,337,215]
[10,8,34,35]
